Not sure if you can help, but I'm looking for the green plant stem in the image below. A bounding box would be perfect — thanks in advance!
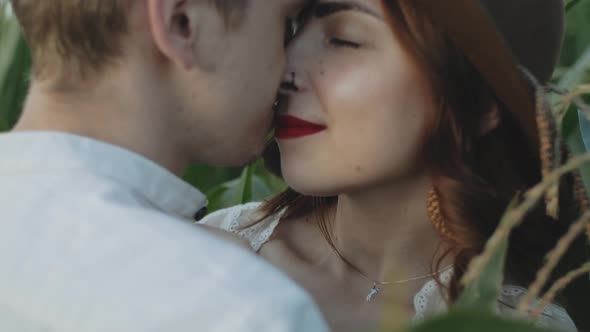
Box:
[558,45,590,91]
[566,0,584,12]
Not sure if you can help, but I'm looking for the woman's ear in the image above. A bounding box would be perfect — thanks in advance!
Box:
[480,104,501,136]
[147,0,200,70]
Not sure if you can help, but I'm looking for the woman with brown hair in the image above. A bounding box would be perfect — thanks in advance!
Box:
[201,0,581,330]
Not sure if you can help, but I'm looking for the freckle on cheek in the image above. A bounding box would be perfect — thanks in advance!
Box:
[355,166,362,173]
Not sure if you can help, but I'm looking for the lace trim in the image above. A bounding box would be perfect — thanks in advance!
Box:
[223,202,284,252]
[412,268,453,322]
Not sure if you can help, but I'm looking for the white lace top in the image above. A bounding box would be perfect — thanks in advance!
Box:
[200,202,578,331]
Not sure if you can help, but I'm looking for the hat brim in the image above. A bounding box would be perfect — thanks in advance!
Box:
[414,0,539,147]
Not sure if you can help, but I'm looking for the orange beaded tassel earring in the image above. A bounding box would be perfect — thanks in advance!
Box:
[427,188,453,240]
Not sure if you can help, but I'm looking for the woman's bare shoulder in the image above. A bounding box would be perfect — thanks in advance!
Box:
[196,223,253,251]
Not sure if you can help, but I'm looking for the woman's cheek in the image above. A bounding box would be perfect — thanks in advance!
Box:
[329,74,429,181]
[314,55,368,103]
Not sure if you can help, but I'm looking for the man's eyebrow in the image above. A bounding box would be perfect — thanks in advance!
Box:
[314,1,383,20]
[293,0,319,28]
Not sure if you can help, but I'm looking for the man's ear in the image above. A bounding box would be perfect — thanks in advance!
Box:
[147,0,200,70]
[480,104,501,136]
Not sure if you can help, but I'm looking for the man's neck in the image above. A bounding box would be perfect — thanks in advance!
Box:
[13,78,189,175]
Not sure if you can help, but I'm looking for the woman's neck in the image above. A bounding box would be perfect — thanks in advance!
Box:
[329,174,448,286]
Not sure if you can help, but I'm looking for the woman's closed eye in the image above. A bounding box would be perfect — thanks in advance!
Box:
[329,37,361,48]
[323,19,367,49]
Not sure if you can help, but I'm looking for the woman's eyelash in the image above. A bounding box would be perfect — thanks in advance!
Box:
[329,38,361,49]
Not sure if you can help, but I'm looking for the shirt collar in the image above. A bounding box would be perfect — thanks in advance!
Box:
[0,131,207,219]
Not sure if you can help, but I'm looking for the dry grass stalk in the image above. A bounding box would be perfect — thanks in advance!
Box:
[550,84,590,119]
[461,152,590,287]
[532,76,560,218]
[563,85,590,119]
[565,84,590,100]
[531,263,590,319]
[572,171,590,239]
[517,210,590,314]
[573,171,590,211]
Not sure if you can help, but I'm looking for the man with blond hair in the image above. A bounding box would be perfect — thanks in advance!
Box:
[0,0,328,331]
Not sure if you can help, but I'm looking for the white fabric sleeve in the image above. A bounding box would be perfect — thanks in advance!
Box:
[497,286,578,332]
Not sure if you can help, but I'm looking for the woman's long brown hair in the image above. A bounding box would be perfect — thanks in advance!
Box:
[260,0,582,302]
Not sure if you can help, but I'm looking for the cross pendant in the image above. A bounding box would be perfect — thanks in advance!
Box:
[366,284,380,302]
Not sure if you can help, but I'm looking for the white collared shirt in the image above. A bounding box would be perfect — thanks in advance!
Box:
[0,132,329,332]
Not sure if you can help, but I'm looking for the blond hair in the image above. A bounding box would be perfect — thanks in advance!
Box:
[11,0,247,82]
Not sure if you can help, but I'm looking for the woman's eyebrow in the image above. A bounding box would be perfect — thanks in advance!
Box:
[314,1,383,20]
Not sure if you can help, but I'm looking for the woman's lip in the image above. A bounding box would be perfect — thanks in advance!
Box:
[277,115,325,128]
[276,115,326,139]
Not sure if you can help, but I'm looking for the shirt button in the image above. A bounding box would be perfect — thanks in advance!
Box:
[193,207,208,221]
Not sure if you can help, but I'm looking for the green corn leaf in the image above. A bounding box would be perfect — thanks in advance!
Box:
[409,309,559,332]
[566,0,584,12]
[0,12,30,131]
[559,45,590,210]
[455,239,508,311]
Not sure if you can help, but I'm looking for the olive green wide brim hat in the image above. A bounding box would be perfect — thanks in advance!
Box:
[414,0,565,147]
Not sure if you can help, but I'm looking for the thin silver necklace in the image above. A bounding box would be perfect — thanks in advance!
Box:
[332,248,453,302]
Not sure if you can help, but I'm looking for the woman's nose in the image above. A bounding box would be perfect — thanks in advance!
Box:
[283,23,321,93]
[279,71,299,93]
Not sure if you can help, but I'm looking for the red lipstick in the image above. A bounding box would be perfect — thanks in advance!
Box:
[276,115,326,139]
